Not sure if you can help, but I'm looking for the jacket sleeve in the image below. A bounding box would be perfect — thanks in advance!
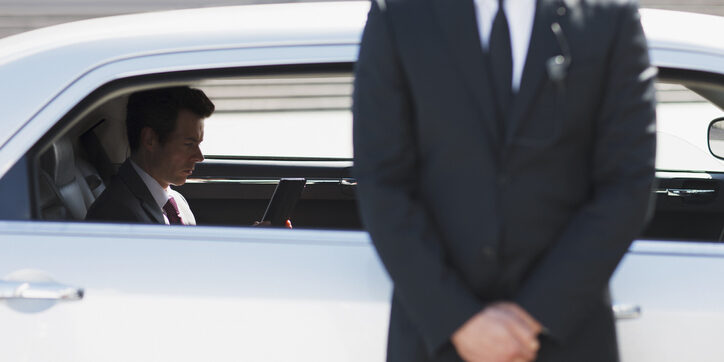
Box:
[86,198,145,223]
[352,2,484,356]
[514,2,657,343]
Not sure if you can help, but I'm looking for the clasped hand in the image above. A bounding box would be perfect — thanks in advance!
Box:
[451,302,543,362]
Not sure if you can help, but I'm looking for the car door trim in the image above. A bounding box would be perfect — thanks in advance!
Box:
[185,178,350,185]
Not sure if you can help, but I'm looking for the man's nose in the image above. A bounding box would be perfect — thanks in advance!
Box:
[192,146,204,162]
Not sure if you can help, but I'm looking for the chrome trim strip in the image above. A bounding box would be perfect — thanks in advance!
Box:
[184,178,347,185]
[655,171,713,179]
[655,188,716,196]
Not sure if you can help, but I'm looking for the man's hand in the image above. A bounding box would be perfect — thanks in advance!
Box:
[451,302,542,362]
[252,219,293,228]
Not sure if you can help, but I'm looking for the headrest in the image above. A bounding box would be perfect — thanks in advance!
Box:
[41,138,76,185]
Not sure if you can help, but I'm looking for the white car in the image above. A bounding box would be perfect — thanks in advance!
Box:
[0,3,722,361]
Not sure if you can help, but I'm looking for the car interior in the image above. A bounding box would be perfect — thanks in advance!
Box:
[27,63,363,230]
[637,70,724,241]
[7,65,724,242]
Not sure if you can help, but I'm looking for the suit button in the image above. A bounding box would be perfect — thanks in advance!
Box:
[481,246,497,259]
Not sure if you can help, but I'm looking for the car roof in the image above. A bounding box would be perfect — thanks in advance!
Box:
[1,4,723,155]
[0,2,369,65]
[0,1,369,152]
[641,8,724,58]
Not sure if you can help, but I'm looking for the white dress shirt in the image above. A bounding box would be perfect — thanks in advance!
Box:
[130,160,196,225]
[473,0,537,92]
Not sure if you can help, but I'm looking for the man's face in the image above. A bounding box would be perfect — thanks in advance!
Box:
[147,109,205,189]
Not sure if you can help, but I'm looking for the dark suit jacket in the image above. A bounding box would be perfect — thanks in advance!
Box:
[86,159,166,224]
[353,0,656,361]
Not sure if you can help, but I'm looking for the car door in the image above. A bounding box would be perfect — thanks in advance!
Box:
[612,68,724,362]
[0,221,390,362]
[0,33,393,360]
[612,240,724,362]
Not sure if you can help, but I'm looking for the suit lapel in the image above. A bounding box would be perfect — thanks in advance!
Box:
[505,0,561,145]
[432,0,500,141]
[118,159,164,224]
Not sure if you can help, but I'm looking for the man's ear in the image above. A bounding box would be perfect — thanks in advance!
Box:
[139,127,157,151]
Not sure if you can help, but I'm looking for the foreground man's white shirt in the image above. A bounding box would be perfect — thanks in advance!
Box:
[474,0,537,92]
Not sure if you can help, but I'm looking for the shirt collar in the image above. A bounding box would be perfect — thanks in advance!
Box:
[130,159,170,210]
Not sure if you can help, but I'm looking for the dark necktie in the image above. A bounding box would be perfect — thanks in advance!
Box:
[489,0,513,136]
[163,196,184,225]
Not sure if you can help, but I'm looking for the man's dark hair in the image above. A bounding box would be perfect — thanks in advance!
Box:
[126,86,215,152]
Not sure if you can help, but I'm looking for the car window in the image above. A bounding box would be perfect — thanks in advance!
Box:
[198,75,724,169]
[655,81,724,172]
[198,73,353,160]
[12,65,359,228]
[642,75,724,243]
[15,68,724,237]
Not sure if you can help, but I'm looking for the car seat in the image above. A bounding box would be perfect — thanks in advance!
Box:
[38,137,105,220]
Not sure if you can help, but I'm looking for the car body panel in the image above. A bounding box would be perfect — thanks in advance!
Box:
[642,9,724,77]
[641,9,724,60]
[0,221,391,361]
[611,241,724,362]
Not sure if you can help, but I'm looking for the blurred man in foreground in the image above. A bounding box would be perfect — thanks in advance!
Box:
[353,0,656,360]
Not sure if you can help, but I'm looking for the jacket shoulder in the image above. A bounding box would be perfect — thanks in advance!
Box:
[373,0,428,14]
[579,0,642,14]
[85,176,144,222]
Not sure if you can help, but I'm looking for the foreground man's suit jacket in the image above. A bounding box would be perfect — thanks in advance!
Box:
[353,0,656,360]
[86,159,195,225]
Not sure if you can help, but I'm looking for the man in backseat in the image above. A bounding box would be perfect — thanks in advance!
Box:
[86,86,213,225]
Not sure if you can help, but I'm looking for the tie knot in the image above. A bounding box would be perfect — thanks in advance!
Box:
[163,196,184,225]
[498,0,505,8]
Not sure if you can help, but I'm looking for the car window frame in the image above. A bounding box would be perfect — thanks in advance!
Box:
[26,62,354,222]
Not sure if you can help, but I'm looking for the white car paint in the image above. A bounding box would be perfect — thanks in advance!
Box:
[611,241,724,362]
[0,222,391,361]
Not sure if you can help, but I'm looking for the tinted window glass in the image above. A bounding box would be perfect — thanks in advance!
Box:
[0,156,31,220]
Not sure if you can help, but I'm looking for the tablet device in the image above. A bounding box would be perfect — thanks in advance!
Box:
[261,178,306,226]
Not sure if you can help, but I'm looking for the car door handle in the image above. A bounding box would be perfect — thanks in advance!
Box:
[655,188,715,197]
[612,304,641,320]
[0,280,84,301]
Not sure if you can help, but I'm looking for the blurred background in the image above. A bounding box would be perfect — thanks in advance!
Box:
[1,0,723,39]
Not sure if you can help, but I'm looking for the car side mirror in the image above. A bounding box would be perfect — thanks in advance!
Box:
[708,117,724,159]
